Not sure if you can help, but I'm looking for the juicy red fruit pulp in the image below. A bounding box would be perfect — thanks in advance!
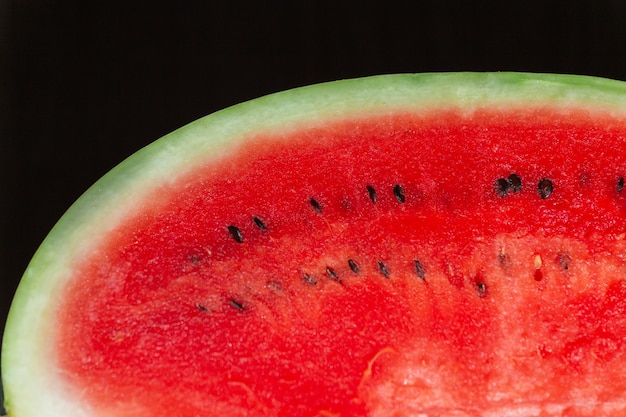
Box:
[59,108,626,416]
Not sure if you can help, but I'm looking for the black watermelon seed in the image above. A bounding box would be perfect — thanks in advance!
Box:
[348,259,359,273]
[229,299,245,311]
[227,225,243,243]
[303,274,317,285]
[196,304,208,312]
[414,259,425,280]
[494,178,509,197]
[366,185,377,203]
[508,174,522,193]
[310,198,322,212]
[495,174,522,197]
[393,184,406,203]
[326,267,340,282]
[618,177,625,193]
[537,178,554,199]
[476,282,487,297]
[253,216,267,231]
[378,260,389,278]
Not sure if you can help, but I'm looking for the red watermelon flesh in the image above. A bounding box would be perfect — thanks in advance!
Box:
[5,73,626,417]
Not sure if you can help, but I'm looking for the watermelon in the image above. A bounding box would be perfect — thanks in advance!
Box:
[5,72,626,417]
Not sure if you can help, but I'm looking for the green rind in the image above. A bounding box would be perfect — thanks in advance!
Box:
[5,72,626,417]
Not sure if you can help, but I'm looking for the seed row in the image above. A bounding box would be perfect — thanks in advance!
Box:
[226,184,409,243]
[208,250,580,314]
[494,173,523,197]
[227,215,270,243]
[496,174,626,199]
[366,184,407,204]
[301,257,426,286]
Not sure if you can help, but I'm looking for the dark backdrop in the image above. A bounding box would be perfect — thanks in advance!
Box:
[2,1,626,410]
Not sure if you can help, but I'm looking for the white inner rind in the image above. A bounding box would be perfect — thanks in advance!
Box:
[5,72,626,417]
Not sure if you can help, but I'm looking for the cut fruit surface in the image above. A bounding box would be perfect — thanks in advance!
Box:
[5,73,626,417]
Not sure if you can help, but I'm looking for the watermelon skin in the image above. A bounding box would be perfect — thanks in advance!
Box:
[5,73,626,416]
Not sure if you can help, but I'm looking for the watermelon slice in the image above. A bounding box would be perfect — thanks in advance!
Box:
[5,72,626,417]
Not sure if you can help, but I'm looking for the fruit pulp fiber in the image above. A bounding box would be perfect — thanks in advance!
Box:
[58,109,626,416]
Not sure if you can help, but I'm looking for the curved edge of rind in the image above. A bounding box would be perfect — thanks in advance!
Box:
[4,72,626,417]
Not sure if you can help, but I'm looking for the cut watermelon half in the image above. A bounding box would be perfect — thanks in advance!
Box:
[5,73,626,417]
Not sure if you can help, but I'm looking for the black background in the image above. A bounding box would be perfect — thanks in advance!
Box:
[2,0,626,409]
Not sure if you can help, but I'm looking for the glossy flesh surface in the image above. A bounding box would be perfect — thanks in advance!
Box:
[58,109,626,416]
